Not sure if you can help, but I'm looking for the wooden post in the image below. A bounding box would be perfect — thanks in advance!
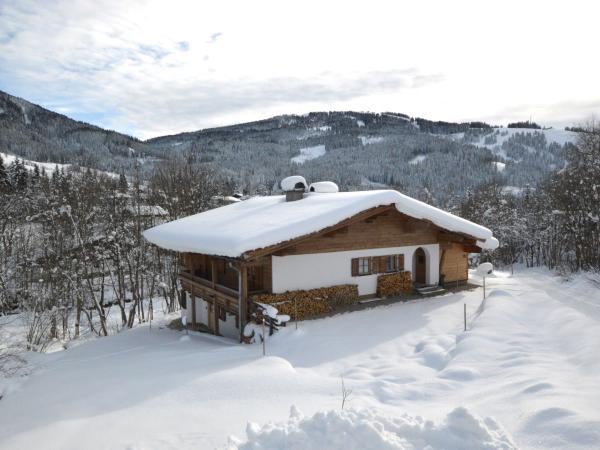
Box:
[191,287,196,330]
[463,303,467,332]
[262,316,266,356]
[213,296,220,336]
[483,275,486,299]
[295,297,298,330]
[240,264,248,335]
[211,258,218,289]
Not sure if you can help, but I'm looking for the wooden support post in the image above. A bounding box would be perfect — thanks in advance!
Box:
[483,275,486,299]
[213,296,220,336]
[211,258,218,289]
[240,264,248,334]
[191,287,196,330]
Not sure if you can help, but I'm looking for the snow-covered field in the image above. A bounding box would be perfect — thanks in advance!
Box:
[359,135,384,146]
[409,154,427,165]
[0,152,120,178]
[466,128,578,150]
[1,269,599,449]
[290,145,326,164]
[0,152,71,174]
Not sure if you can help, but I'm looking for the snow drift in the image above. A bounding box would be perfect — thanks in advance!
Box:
[228,406,516,450]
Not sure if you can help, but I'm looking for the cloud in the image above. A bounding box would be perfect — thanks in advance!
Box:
[207,32,222,44]
[478,99,600,129]
[0,0,598,138]
[107,69,443,137]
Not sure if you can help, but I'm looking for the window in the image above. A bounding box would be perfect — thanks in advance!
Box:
[385,255,396,272]
[218,307,226,321]
[352,254,405,277]
[351,257,371,276]
[358,257,370,275]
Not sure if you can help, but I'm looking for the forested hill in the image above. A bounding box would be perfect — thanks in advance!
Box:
[145,112,577,206]
[0,90,156,172]
[0,89,578,207]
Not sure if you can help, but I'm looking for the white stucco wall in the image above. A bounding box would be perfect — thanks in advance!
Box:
[272,244,439,296]
[183,296,210,327]
[219,313,239,339]
[183,296,239,339]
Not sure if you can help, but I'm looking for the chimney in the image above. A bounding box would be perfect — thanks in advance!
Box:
[280,176,308,202]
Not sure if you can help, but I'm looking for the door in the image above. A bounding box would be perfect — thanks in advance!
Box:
[414,248,426,284]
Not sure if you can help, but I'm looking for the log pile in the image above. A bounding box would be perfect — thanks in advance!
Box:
[376,271,412,297]
[251,284,359,320]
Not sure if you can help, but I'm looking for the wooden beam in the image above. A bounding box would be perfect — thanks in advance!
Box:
[462,244,482,253]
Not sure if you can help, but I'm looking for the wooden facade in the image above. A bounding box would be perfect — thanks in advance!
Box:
[179,203,477,339]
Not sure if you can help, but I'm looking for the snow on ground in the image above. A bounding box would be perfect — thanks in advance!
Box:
[470,128,577,149]
[409,154,427,165]
[230,406,516,450]
[0,152,120,179]
[1,270,599,449]
[493,161,506,172]
[0,152,70,174]
[502,186,524,196]
[359,135,384,145]
[290,145,326,164]
[360,176,388,189]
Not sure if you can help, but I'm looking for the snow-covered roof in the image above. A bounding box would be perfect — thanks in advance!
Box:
[143,190,497,257]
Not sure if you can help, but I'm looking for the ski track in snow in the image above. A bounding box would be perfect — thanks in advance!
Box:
[0,270,598,449]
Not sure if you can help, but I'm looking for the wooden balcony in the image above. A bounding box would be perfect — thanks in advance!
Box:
[179,271,239,314]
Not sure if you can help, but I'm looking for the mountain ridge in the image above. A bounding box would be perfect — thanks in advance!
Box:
[0,89,577,207]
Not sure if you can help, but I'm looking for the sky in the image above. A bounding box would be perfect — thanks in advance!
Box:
[0,0,599,139]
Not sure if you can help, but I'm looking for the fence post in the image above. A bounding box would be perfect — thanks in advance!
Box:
[483,275,486,299]
[463,303,467,332]
[262,316,266,357]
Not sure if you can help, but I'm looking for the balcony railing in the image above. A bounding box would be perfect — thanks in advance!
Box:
[180,271,238,297]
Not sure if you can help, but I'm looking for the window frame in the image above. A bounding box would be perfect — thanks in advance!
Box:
[358,257,371,276]
[385,255,396,273]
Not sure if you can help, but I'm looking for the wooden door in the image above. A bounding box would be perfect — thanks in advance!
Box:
[415,248,426,284]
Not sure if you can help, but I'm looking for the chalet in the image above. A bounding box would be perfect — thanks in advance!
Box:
[143,176,498,341]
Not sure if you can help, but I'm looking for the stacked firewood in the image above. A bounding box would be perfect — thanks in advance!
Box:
[251,284,359,320]
[376,271,412,297]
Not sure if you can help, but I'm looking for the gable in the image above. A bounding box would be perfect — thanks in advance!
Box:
[271,208,444,257]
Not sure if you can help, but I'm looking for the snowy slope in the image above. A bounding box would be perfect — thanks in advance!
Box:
[0,152,119,178]
[466,128,577,150]
[0,152,70,174]
[0,270,599,449]
[291,145,326,164]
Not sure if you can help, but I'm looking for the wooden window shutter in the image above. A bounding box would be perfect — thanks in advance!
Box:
[397,254,405,271]
[371,256,379,274]
[351,258,359,276]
